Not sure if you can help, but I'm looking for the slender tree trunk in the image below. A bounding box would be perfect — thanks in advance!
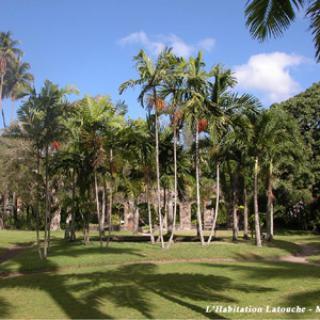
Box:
[107,149,113,246]
[35,152,43,259]
[232,172,239,241]
[243,183,249,240]
[146,179,155,243]
[163,186,167,231]
[70,170,76,241]
[47,196,52,249]
[254,157,262,247]
[33,205,42,259]
[43,146,49,258]
[83,222,90,245]
[10,96,15,124]
[0,193,4,230]
[101,178,106,244]
[12,192,18,228]
[94,171,103,247]
[267,160,274,241]
[155,110,164,247]
[195,121,205,245]
[168,125,178,247]
[134,204,140,233]
[0,73,7,128]
[207,162,220,244]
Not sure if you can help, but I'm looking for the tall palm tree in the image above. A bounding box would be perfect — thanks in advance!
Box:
[0,32,22,127]
[183,52,209,245]
[256,107,304,240]
[4,59,33,124]
[18,80,75,258]
[206,65,236,244]
[160,53,186,246]
[245,0,320,61]
[78,96,123,247]
[122,118,155,242]
[119,49,171,248]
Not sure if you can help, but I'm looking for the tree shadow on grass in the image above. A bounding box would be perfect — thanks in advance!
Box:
[286,289,320,308]
[200,259,320,281]
[0,240,146,273]
[0,259,277,319]
[0,297,10,318]
[263,239,302,255]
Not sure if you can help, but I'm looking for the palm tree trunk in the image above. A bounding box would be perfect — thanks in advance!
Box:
[101,178,106,244]
[107,149,113,246]
[155,110,164,248]
[254,157,262,247]
[43,145,49,258]
[195,121,205,245]
[168,126,178,247]
[267,160,274,241]
[70,169,76,241]
[94,171,103,247]
[0,73,7,128]
[243,183,249,240]
[146,178,155,243]
[35,152,43,259]
[207,162,220,244]
[232,172,239,241]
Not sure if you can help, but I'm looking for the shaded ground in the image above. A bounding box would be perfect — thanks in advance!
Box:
[0,230,319,319]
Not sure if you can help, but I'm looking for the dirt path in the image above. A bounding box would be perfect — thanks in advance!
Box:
[279,243,319,264]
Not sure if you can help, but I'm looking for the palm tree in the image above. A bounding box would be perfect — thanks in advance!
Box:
[160,53,186,246]
[18,80,75,258]
[245,0,320,61]
[0,32,22,127]
[256,107,304,240]
[119,49,171,248]
[206,65,236,245]
[122,118,155,242]
[4,59,33,124]
[183,52,209,245]
[77,96,123,247]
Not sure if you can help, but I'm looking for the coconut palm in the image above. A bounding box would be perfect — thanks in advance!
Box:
[245,0,320,61]
[0,32,22,127]
[4,59,33,124]
[119,49,172,248]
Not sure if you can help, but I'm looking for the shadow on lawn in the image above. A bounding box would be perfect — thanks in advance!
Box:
[0,297,10,318]
[2,235,316,319]
[285,289,320,317]
[201,258,320,281]
[0,250,276,319]
[0,240,146,273]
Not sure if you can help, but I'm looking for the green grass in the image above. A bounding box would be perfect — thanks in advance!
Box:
[0,230,319,319]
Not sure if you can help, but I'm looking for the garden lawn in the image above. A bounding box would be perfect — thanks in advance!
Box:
[0,230,319,319]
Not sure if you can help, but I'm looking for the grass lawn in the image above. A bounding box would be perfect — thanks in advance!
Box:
[0,230,319,319]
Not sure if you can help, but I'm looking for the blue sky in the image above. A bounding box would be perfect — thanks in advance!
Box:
[0,0,319,126]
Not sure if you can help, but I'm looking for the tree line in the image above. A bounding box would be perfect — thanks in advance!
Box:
[0,32,319,259]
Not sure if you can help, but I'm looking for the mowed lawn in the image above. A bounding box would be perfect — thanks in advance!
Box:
[0,230,319,319]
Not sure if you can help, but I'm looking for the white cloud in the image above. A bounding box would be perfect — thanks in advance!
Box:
[234,52,305,103]
[118,31,215,58]
[197,38,215,52]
